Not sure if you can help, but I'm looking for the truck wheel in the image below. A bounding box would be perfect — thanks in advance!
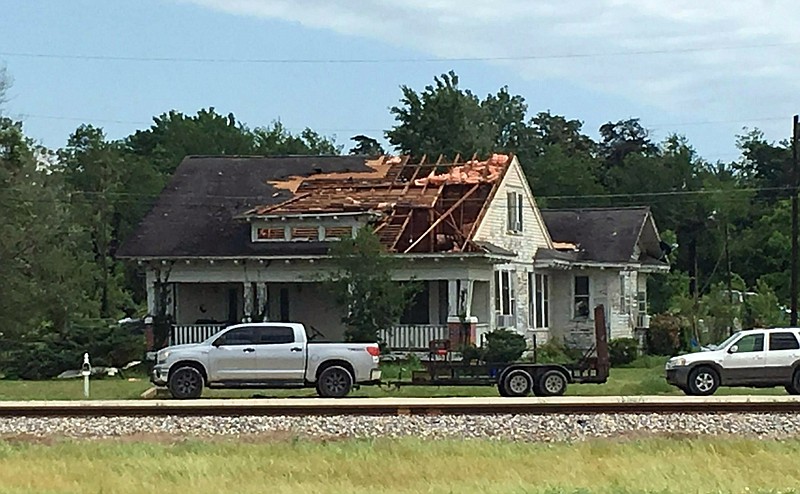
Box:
[501,369,533,397]
[538,370,568,397]
[168,366,204,399]
[785,370,800,395]
[687,366,719,396]
[316,366,353,398]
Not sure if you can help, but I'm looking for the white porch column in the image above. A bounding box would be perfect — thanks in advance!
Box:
[255,283,268,321]
[146,269,156,316]
[243,282,254,322]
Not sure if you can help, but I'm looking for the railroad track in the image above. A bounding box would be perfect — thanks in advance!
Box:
[0,396,799,417]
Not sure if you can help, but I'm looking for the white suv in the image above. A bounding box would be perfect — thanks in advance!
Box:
[665,328,800,395]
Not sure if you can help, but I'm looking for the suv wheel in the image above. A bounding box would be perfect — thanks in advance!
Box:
[785,370,800,395]
[501,369,533,397]
[316,366,353,398]
[687,366,719,396]
[168,366,204,399]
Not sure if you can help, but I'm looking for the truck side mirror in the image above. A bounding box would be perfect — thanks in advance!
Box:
[728,345,739,354]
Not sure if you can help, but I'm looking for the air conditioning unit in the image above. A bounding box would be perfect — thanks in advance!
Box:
[496,314,516,328]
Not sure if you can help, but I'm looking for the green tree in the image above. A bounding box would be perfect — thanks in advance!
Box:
[386,71,496,158]
[252,121,340,155]
[349,134,385,155]
[126,108,257,175]
[324,228,417,343]
[0,117,96,350]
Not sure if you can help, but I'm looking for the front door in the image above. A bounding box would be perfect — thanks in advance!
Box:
[208,326,260,381]
[252,326,306,382]
[721,333,765,385]
[765,331,800,383]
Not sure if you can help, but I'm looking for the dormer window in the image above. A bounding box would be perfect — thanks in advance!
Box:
[291,226,318,241]
[252,220,357,242]
[257,227,286,240]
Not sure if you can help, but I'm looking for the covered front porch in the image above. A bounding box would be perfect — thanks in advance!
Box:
[164,278,493,352]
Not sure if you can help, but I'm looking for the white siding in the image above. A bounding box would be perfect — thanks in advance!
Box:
[473,156,552,337]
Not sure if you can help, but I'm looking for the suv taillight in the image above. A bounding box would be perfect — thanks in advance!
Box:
[366,346,380,357]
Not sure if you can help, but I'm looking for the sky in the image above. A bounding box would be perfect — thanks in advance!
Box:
[1,0,799,162]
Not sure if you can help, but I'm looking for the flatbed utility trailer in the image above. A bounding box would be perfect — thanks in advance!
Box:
[387,305,610,397]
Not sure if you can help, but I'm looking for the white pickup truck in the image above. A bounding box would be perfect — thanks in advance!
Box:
[151,322,382,399]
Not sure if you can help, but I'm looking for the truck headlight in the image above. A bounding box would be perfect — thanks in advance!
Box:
[157,350,171,363]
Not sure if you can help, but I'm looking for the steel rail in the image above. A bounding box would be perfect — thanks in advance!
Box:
[0,396,799,417]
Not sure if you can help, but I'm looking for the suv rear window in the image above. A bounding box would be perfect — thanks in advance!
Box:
[769,332,800,351]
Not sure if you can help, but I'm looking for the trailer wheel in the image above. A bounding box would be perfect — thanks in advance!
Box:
[501,369,533,397]
[538,370,568,397]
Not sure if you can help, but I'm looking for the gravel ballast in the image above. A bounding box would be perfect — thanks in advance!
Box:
[1,413,799,442]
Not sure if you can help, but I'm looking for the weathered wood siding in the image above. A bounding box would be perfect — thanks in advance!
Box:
[547,268,637,348]
[473,157,552,337]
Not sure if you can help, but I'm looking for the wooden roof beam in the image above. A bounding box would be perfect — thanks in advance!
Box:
[403,183,480,253]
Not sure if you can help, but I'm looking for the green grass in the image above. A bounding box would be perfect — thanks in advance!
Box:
[0,361,789,400]
[0,436,798,493]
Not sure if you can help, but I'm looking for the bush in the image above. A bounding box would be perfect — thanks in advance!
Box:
[609,337,639,367]
[530,337,585,364]
[1,319,145,380]
[619,355,670,369]
[646,314,686,356]
[481,329,527,364]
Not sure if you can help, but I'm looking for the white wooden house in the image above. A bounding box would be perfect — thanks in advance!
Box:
[117,153,669,352]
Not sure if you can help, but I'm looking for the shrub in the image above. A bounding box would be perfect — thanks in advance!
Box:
[1,319,145,380]
[481,329,527,364]
[646,314,685,356]
[609,337,639,367]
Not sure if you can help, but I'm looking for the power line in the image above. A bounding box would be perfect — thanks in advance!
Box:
[2,41,799,65]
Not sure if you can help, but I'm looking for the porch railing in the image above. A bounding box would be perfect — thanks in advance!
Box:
[170,324,226,346]
[379,324,449,352]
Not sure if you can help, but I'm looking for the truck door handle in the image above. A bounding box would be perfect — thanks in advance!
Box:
[243,348,255,353]
[290,347,302,352]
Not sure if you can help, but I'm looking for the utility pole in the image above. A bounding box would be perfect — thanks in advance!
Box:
[792,114,799,326]
[725,220,733,335]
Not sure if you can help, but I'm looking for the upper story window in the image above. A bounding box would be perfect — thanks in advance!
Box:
[257,227,286,240]
[506,191,523,233]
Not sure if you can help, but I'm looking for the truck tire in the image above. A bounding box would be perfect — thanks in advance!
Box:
[168,366,204,399]
[687,366,720,396]
[316,366,353,398]
[537,370,568,397]
[501,369,533,397]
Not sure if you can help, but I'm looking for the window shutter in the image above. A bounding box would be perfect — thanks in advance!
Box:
[516,193,524,231]
[507,192,515,230]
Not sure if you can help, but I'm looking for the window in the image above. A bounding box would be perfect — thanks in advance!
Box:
[734,334,764,353]
[324,226,353,240]
[769,332,800,351]
[574,276,590,318]
[495,269,516,325]
[215,327,257,346]
[506,191,523,233]
[291,226,319,241]
[637,291,647,313]
[255,326,295,345]
[256,227,286,241]
[529,273,549,328]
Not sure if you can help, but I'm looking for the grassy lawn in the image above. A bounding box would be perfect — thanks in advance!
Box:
[0,360,789,400]
[0,436,797,493]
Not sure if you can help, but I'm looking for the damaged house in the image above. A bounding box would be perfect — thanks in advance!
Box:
[117,153,669,351]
